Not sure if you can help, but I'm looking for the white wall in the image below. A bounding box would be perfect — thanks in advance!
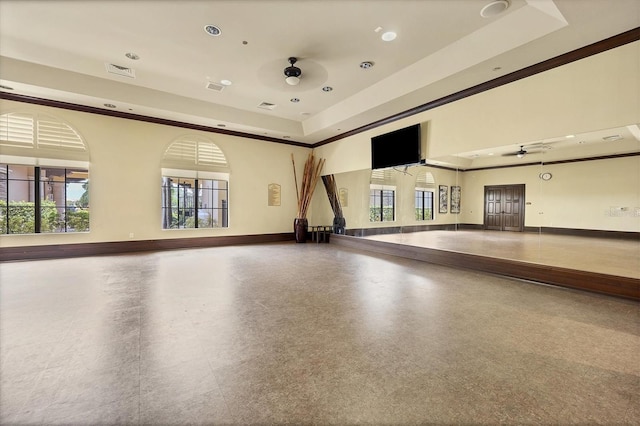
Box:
[0,100,310,247]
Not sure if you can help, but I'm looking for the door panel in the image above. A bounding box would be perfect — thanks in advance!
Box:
[484,187,503,230]
[484,185,525,232]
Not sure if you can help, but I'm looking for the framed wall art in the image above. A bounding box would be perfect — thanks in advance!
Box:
[450,185,461,214]
[439,185,448,213]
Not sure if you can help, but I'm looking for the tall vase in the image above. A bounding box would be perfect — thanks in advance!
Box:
[294,218,308,243]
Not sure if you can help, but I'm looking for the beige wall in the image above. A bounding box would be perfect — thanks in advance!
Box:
[318,155,639,233]
[0,100,310,247]
[461,156,640,231]
[1,41,638,247]
[311,41,639,233]
[314,41,639,175]
[309,165,461,229]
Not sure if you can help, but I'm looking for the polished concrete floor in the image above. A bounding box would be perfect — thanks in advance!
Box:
[364,230,640,279]
[1,242,639,425]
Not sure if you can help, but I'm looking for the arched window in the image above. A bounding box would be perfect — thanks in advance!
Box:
[161,135,230,229]
[415,169,435,220]
[369,169,397,222]
[0,112,90,234]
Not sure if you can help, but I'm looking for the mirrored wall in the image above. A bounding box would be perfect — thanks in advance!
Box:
[315,124,640,279]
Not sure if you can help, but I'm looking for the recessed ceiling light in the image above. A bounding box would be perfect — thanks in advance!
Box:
[283,136,291,139]
[300,112,311,116]
[204,25,221,36]
[488,153,494,156]
[492,66,502,71]
[565,134,575,138]
[104,103,116,108]
[125,52,140,60]
[290,98,300,103]
[217,124,226,127]
[220,79,232,86]
[381,31,397,42]
[242,40,248,45]
[322,86,333,92]
[480,0,510,18]
[360,61,374,69]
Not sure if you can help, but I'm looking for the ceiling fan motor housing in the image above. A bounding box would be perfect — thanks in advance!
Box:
[284,57,301,78]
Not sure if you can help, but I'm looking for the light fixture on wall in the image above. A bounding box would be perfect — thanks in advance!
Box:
[284,57,302,86]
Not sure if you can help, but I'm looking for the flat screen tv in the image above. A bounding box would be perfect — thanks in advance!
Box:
[371,124,421,169]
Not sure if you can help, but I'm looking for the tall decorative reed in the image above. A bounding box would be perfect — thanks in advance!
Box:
[291,152,325,218]
[291,152,325,242]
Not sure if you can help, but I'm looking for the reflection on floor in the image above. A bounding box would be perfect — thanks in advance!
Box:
[363,230,640,279]
[1,242,639,424]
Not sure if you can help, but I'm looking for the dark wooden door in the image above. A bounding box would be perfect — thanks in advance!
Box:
[484,184,525,232]
[484,187,503,230]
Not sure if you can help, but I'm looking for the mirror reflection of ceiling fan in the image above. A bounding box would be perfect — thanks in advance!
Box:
[502,143,552,158]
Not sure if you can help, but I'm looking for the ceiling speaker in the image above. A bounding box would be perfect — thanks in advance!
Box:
[480,0,510,18]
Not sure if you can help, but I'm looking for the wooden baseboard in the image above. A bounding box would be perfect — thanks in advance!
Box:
[0,233,294,261]
[524,226,639,240]
[330,234,639,301]
[346,224,638,240]
[346,223,459,236]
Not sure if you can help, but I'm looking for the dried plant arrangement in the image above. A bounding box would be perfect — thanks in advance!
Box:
[291,152,325,220]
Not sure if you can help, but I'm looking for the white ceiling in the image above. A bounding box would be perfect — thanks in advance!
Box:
[0,0,639,150]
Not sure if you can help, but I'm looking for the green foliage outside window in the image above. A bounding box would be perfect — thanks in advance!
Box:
[415,208,433,220]
[369,207,394,222]
[66,209,90,231]
[1,200,57,234]
[77,182,89,208]
[0,200,90,234]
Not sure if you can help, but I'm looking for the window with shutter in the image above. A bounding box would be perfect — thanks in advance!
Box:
[160,135,230,230]
[0,113,89,234]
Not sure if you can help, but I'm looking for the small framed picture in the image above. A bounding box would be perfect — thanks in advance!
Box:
[339,188,348,208]
[439,185,448,213]
[268,183,281,206]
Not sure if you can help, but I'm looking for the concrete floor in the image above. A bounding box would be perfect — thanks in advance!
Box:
[1,242,639,425]
[364,230,640,279]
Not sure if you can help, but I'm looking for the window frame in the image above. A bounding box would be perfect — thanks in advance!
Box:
[161,169,229,230]
[415,188,434,221]
[0,162,90,234]
[369,184,396,222]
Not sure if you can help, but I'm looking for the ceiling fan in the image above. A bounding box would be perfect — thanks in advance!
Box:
[502,144,550,158]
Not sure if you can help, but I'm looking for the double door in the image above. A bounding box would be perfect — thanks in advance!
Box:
[484,184,525,232]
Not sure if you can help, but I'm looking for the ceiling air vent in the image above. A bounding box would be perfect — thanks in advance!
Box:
[206,82,225,92]
[105,63,136,78]
[258,102,277,110]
